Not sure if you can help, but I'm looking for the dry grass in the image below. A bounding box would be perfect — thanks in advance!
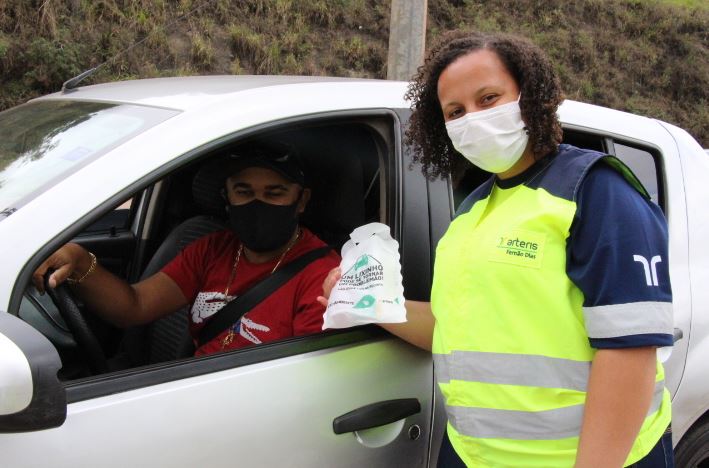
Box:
[0,0,706,145]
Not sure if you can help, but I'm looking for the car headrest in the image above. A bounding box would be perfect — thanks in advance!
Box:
[191,157,229,218]
[299,153,365,248]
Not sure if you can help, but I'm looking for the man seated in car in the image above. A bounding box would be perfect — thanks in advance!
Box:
[33,143,341,355]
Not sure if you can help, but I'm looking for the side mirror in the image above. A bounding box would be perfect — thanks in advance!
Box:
[0,313,65,432]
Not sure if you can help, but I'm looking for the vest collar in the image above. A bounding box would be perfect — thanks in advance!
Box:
[495,153,555,189]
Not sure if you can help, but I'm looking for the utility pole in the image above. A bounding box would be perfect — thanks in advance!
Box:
[387,0,428,81]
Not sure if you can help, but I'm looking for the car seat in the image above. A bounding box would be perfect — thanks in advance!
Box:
[120,161,228,365]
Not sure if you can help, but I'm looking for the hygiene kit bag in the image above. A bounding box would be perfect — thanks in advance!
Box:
[323,222,406,329]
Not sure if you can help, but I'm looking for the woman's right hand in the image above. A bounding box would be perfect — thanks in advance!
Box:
[32,243,92,293]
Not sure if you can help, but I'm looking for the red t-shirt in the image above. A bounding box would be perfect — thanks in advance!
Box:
[161,228,340,356]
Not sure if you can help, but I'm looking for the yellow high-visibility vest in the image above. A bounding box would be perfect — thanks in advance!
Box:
[432,148,671,467]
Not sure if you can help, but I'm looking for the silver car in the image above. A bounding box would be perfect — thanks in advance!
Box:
[1,76,709,467]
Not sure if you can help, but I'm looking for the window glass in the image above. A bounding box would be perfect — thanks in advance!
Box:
[563,130,605,153]
[0,100,177,219]
[613,142,660,205]
[82,197,135,234]
[27,119,391,386]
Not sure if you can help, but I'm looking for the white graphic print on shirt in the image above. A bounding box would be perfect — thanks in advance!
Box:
[238,317,270,344]
[190,291,271,345]
[191,291,233,323]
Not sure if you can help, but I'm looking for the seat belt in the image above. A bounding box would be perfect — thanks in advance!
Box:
[197,246,331,347]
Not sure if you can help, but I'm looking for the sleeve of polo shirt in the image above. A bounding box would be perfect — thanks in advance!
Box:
[161,234,211,305]
[566,162,673,349]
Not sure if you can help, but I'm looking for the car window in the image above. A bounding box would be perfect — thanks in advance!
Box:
[21,115,396,393]
[82,197,135,234]
[0,100,177,219]
[612,142,661,206]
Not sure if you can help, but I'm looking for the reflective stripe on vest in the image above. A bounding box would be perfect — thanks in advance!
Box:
[443,377,665,440]
[434,352,590,391]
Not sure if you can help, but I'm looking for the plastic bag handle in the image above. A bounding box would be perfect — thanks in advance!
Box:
[349,222,391,243]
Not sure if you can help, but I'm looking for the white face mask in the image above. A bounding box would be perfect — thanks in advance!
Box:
[445,99,529,174]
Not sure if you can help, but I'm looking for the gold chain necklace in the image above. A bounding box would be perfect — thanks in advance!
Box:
[220,229,301,349]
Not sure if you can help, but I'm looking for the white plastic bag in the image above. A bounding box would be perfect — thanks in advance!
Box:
[323,222,406,329]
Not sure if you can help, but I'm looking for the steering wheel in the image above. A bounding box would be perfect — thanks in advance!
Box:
[44,272,109,374]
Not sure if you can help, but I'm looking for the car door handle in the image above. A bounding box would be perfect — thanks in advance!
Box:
[674,327,683,343]
[332,398,421,434]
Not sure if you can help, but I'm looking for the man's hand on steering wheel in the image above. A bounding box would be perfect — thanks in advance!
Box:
[32,243,94,293]
[32,243,109,374]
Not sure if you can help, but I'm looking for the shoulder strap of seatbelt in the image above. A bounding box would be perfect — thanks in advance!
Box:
[196,246,332,347]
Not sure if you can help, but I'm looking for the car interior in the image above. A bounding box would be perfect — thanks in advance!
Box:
[18,117,392,380]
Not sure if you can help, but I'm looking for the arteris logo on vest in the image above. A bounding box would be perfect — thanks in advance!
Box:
[489,229,546,269]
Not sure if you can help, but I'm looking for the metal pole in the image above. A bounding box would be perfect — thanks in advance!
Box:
[387,0,428,81]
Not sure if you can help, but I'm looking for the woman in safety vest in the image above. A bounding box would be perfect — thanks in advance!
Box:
[322,30,674,467]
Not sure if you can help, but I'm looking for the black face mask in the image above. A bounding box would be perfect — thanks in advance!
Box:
[227,199,300,252]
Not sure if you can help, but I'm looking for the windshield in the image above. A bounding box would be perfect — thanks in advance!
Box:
[0,100,177,218]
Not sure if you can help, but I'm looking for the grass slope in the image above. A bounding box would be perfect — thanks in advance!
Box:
[0,0,706,146]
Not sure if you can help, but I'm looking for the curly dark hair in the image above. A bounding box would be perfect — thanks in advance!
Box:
[405,30,564,180]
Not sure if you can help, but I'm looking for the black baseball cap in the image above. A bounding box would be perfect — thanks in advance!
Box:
[225,141,306,186]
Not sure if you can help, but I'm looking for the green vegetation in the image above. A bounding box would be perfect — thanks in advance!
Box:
[0,0,706,145]
[658,0,708,9]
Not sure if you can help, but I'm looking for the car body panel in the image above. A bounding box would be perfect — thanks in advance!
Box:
[45,75,377,111]
[1,339,432,468]
[657,121,709,440]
